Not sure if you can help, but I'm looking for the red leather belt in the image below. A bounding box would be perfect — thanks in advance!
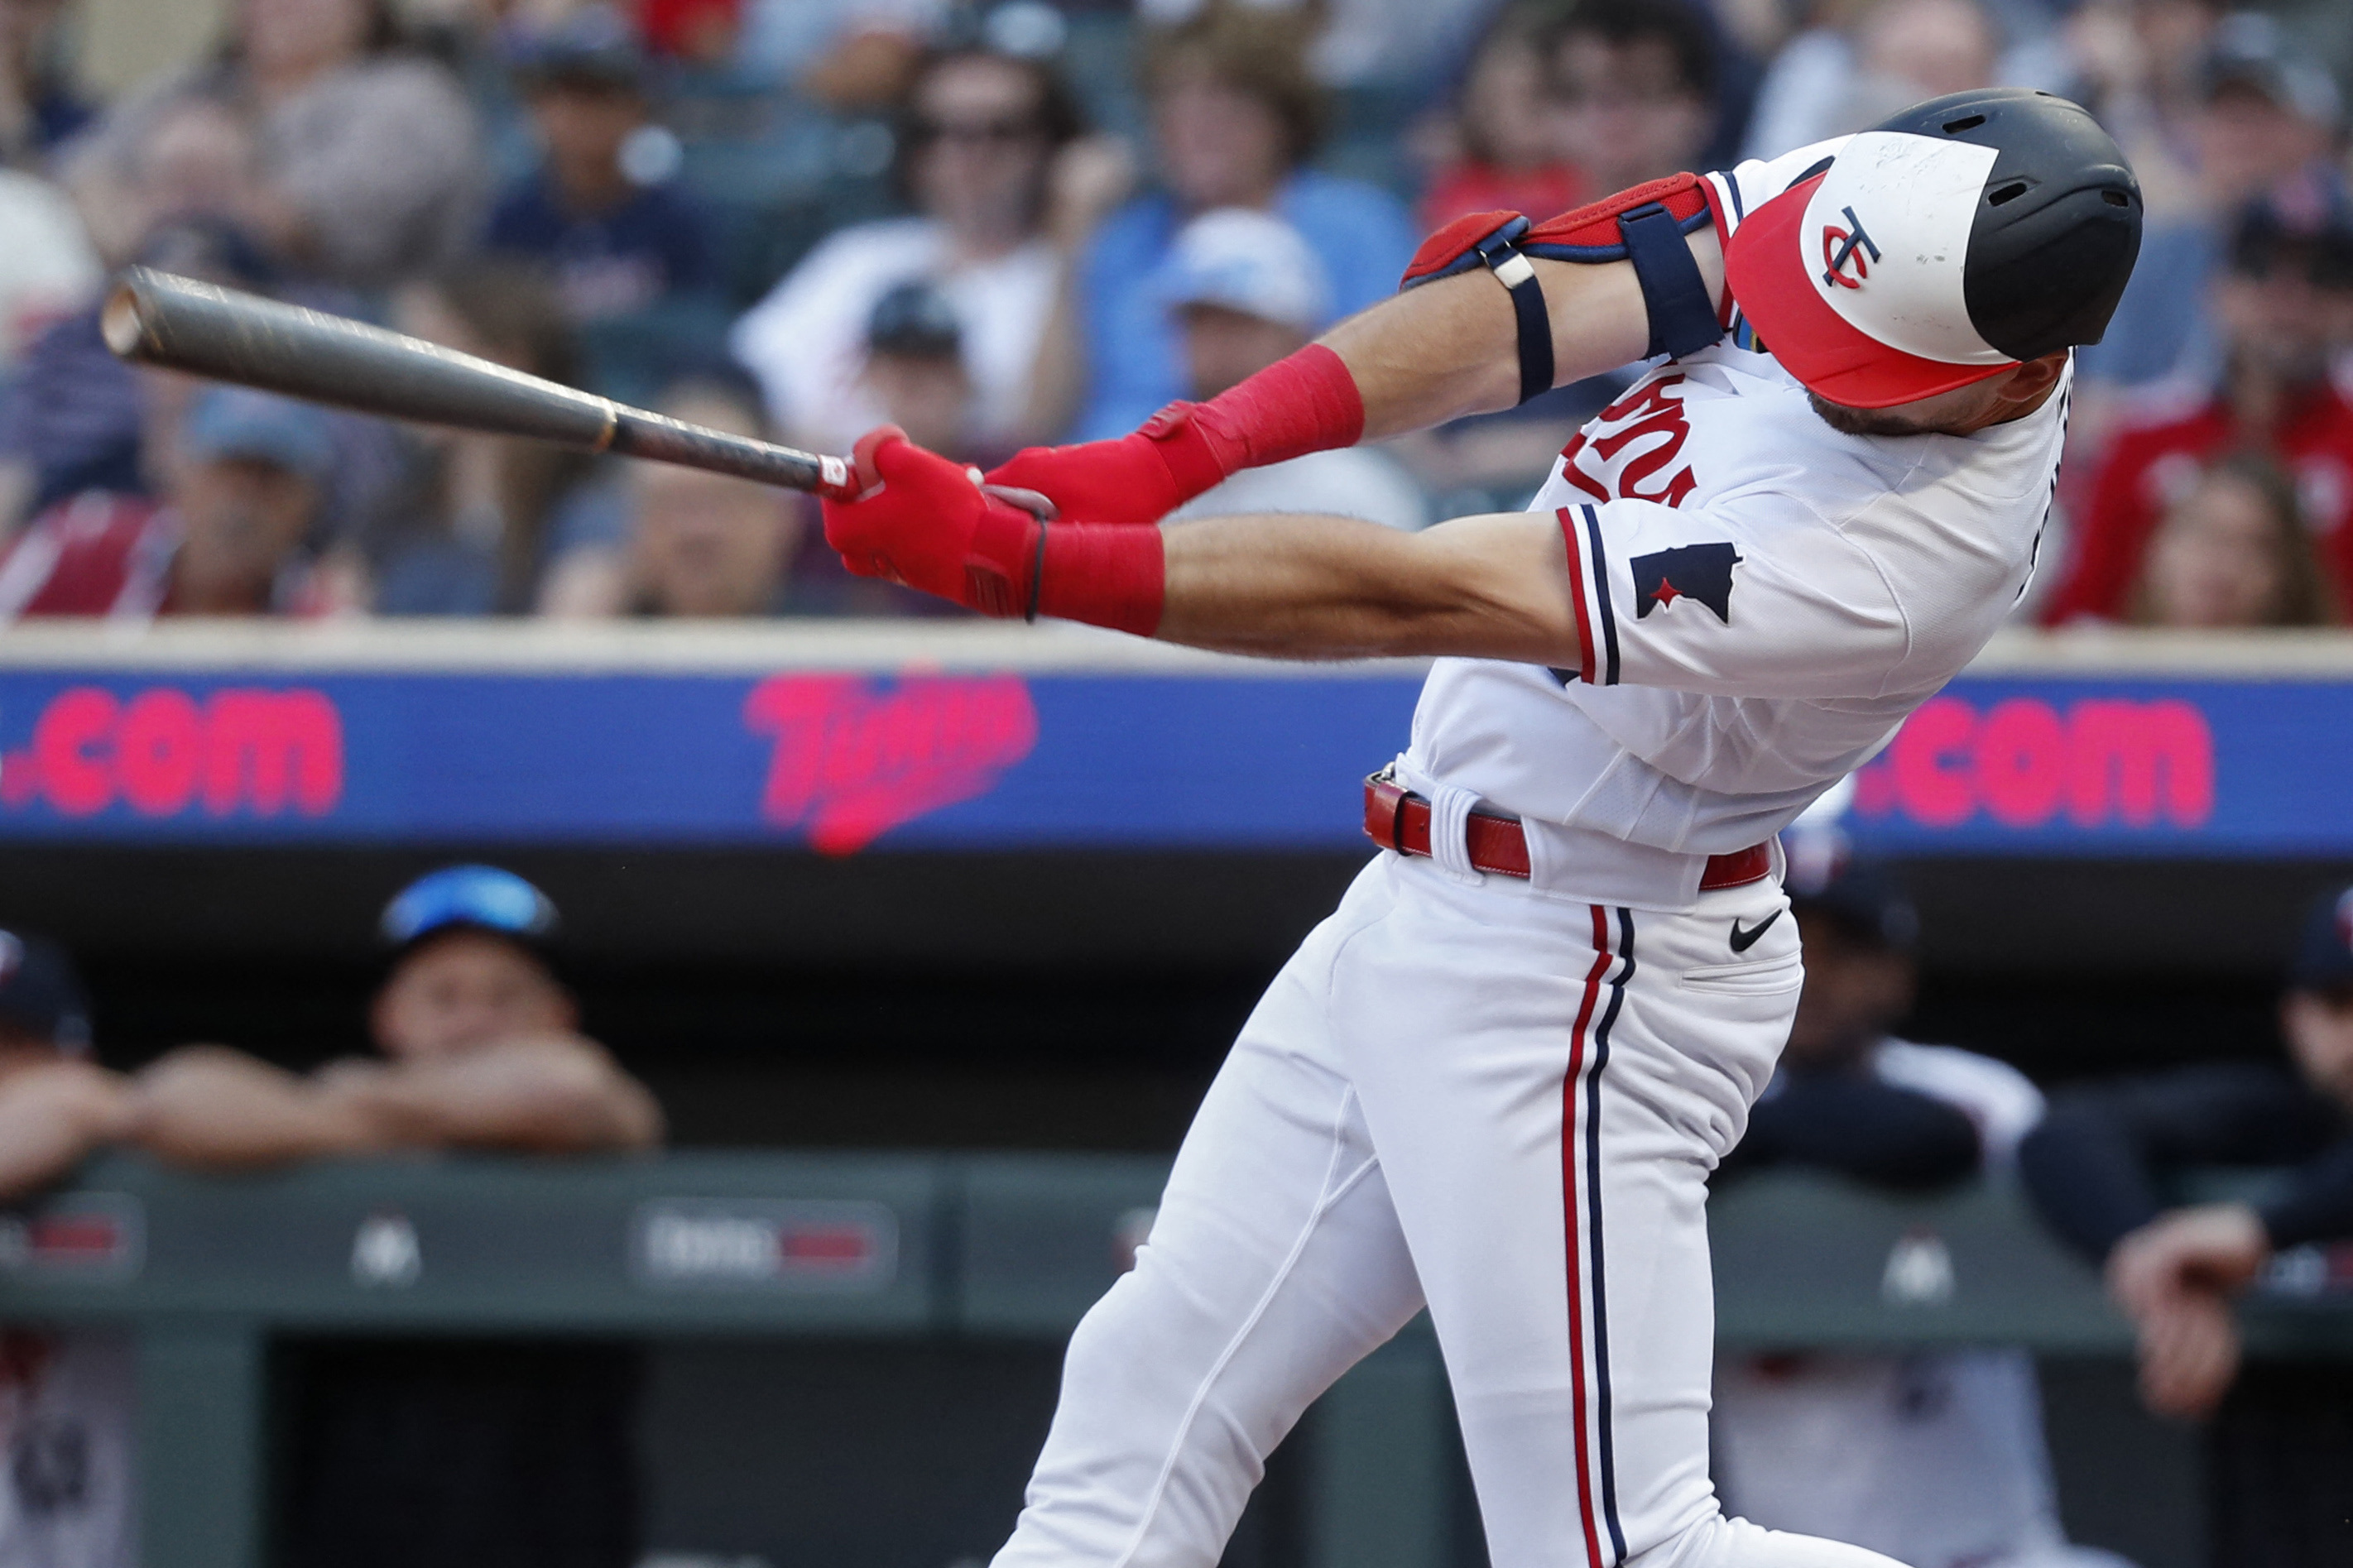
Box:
[1363,773,1772,890]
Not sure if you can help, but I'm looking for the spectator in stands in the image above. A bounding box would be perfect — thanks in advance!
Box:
[637,0,739,69]
[0,166,99,373]
[743,0,943,110]
[0,217,403,562]
[2125,454,2336,629]
[857,281,979,462]
[2045,196,2353,626]
[2019,885,2353,1563]
[731,42,1079,456]
[64,0,481,290]
[0,0,90,168]
[1743,0,1996,161]
[540,375,857,616]
[1712,835,2123,1568]
[1415,4,1584,233]
[0,929,137,1568]
[0,386,348,621]
[0,82,286,528]
[1162,209,1427,531]
[1055,7,1417,442]
[372,262,613,614]
[2057,0,2227,220]
[483,8,722,326]
[128,865,658,1568]
[1550,0,1724,198]
[2076,13,2343,396]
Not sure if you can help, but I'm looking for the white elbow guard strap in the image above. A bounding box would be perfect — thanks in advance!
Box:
[1400,173,1726,404]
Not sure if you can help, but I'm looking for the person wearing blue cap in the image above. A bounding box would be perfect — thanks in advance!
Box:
[1711,827,2119,1568]
[1158,208,1429,534]
[133,864,660,1166]
[482,7,721,326]
[2021,884,2353,1564]
[0,386,342,621]
[129,866,660,1567]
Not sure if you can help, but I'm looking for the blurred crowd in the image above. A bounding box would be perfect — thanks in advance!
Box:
[0,0,2334,625]
[0,0,2345,627]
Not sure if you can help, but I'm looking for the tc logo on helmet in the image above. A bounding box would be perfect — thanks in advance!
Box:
[1819,205,1881,290]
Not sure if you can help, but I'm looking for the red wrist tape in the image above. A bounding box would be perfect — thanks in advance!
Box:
[1036,523,1165,637]
[1189,342,1366,475]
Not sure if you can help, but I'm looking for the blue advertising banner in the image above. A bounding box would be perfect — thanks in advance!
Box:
[0,657,2335,857]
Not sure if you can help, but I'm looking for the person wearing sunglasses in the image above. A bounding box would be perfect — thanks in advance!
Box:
[131,864,660,1166]
[731,43,1084,462]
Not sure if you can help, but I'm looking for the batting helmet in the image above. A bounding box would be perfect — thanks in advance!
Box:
[1725,89,2143,408]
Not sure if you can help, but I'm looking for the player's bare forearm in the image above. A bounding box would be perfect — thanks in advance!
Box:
[344,1038,665,1154]
[1323,227,1724,442]
[0,1063,136,1201]
[1155,511,1579,663]
[127,1046,390,1169]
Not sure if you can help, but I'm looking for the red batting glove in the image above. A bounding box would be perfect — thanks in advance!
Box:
[823,427,1165,635]
[987,343,1366,525]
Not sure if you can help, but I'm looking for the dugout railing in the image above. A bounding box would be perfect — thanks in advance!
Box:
[8,1152,2348,1568]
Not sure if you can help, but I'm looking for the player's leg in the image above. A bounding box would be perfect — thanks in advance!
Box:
[992,865,1427,1568]
[1329,855,1910,1568]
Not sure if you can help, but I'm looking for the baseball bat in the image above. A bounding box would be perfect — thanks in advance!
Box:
[101,267,858,498]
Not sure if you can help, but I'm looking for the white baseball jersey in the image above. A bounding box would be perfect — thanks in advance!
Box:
[1713,1044,2126,1568]
[1400,139,2067,912]
[995,142,2073,1568]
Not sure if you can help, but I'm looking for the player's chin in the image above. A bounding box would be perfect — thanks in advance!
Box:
[1803,391,1933,438]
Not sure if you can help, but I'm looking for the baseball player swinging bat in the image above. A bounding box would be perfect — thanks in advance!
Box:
[818,88,2143,1568]
[101,266,860,499]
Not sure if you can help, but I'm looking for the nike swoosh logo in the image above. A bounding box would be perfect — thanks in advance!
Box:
[1729,911,1782,953]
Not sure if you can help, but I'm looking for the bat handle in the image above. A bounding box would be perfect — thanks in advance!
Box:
[605,406,861,501]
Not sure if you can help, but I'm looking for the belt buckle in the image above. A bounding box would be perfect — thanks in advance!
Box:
[1364,768,1411,854]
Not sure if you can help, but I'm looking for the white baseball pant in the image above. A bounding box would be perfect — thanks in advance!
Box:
[992,849,1913,1568]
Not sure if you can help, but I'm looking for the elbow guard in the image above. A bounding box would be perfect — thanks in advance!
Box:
[1400,173,1726,405]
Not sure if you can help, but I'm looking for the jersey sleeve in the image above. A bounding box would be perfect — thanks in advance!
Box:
[1553,494,1911,700]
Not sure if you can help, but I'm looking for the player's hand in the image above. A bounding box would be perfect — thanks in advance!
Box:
[2131,1286,2241,1419]
[823,426,1044,617]
[986,403,1226,526]
[2109,1202,2271,1310]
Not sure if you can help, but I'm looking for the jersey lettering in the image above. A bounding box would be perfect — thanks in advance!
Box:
[1559,373,1699,509]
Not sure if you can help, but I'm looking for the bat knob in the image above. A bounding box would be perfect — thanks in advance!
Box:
[100,282,149,359]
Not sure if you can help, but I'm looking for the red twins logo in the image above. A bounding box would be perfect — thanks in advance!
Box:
[742,674,1038,854]
[1819,204,1881,290]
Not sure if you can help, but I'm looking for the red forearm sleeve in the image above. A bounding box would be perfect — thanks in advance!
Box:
[987,343,1365,525]
[1185,342,1366,473]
